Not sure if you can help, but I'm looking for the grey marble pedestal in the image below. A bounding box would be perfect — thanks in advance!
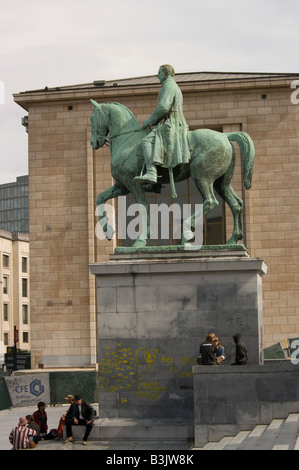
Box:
[90,247,267,419]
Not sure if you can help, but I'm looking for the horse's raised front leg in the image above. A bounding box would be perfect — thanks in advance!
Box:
[96,184,129,240]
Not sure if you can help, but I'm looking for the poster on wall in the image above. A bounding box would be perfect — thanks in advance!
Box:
[4,374,50,407]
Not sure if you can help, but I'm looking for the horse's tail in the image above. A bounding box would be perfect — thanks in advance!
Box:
[227,132,255,189]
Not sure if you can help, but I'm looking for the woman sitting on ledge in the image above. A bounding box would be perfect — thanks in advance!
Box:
[198,333,225,365]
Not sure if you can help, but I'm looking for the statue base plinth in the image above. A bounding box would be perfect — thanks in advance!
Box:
[90,248,267,420]
[112,243,249,260]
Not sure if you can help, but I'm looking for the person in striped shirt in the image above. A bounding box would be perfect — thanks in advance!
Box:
[9,416,38,450]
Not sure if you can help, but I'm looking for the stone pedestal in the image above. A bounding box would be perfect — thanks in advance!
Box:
[90,246,267,420]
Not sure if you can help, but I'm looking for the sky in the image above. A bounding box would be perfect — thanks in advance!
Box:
[0,0,299,184]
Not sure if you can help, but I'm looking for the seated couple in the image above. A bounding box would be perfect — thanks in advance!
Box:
[198,333,225,365]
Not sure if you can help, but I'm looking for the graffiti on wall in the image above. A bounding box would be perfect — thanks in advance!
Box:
[99,343,196,402]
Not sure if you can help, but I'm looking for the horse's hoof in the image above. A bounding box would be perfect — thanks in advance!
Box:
[226,233,243,245]
[182,229,194,244]
[105,225,115,241]
[132,239,147,249]
[226,238,238,245]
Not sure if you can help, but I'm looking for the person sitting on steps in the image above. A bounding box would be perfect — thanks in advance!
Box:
[65,395,96,445]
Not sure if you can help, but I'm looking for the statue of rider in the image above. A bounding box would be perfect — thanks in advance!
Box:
[135,64,191,184]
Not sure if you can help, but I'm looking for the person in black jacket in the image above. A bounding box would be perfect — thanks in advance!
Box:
[232,333,248,365]
[198,333,225,365]
[65,395,96,445]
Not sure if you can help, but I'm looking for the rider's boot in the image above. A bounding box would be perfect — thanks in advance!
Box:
[135,163,157,184]
[135,141,158,184]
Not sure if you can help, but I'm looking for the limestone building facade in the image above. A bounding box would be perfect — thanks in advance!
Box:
[0,230,30,362]
[14,71,299,368]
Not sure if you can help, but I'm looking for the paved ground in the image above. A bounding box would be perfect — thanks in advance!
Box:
[0,404,193,451]
[2,405,298,452]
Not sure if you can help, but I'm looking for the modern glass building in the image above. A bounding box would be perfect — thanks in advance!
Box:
[0,176,29,233]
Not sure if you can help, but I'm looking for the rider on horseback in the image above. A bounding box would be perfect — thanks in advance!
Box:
[135,64,191,184]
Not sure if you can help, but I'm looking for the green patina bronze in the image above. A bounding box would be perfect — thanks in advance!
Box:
[134,64,190,188]
[114,244,248,255]
[90,65,255,250]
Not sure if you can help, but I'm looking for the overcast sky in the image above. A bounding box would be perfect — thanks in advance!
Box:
[0,0,299,184]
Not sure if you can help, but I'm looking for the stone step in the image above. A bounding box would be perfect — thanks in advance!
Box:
[239,419,284,450]
[272,413,299,450]
[198,413,299,450]
[64,418,194,442]
[62,414,298,449]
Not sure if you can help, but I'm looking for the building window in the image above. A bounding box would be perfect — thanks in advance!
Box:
[3,303,8,322]
[3,276,8,295]
[22,278,28,298]
[117,179,226,247]
[22,304,28,324]
[4,333,8,346]
[23,332,29,343]
[22,257,28,273]
[3,254,9,268]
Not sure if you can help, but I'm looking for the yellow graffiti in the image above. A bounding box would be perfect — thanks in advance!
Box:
[161,355,174,364]
[169,365,178,375]
[133,391,161,400]
[138,382,167,392]
[99,343,194,395]
[144,348,159,371]
[99,343,136,392]
[179,371,193,377]
[179,357,196,364]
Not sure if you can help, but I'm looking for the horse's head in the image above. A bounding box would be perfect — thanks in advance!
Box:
[90,99,108,149]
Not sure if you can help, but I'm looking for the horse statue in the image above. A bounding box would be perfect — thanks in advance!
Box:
[90,100,255,249]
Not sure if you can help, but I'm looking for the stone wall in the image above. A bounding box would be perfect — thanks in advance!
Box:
[193,362,299,446]
[90,251,266,418]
